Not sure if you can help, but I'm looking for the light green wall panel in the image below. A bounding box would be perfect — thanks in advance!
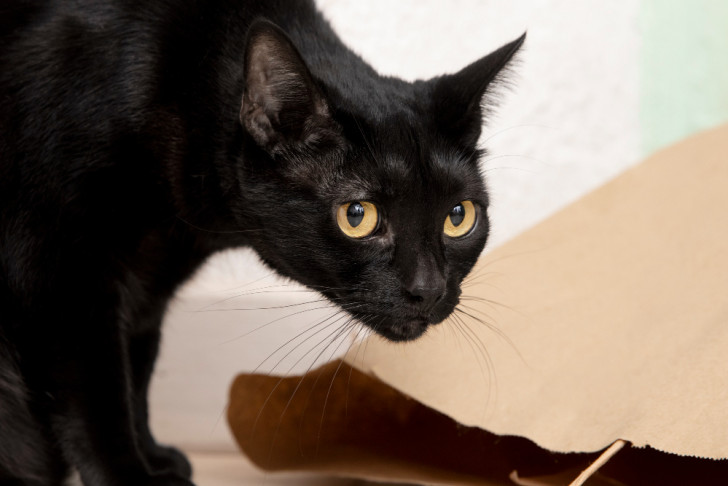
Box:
[641,0,728,155]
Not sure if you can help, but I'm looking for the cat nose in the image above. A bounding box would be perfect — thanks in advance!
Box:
[405,269,446,311]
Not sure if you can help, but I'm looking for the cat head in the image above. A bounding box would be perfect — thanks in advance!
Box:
[237,20,524,342]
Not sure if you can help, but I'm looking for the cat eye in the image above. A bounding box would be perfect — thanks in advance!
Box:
[444,200,476,238]
[337,201,379,238]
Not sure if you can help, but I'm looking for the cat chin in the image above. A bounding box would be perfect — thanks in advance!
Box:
[354,302,456,342]
[371,318,433,343]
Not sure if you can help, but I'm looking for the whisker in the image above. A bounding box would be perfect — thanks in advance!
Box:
[457,302,497,323]
[479,123,555,146]
[455,307,512,350]
[450,314,491,391]
[253,310,348,374]
[459,295,525,318]
[481,153,550,169]
[452,313,498,412]
[454,307,527,367]
[262,319,356,468]
[199,298,329,314]
[249,315,350,445]
[198,272,278,306]
[196,285,318,311]
[220,304,338,344]
[344,320,374,417]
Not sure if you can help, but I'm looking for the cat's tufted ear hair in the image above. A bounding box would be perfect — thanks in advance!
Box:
[430,33,526,149]
[240,19,336,156]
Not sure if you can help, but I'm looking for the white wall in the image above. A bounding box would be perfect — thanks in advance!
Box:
[150,0,642,452]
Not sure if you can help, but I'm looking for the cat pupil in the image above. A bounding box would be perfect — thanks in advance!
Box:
[450,204,465,226]
[347,202,365,227]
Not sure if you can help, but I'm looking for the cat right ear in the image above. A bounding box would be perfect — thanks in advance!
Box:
[240,20,335,156]
[430,33,526,149]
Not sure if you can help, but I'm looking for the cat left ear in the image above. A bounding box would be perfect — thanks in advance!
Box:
[240,20,334,155]
[431,33,526,148]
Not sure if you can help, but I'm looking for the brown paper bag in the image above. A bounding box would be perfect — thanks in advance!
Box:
[227,124,728,484]
[347,123,728,459]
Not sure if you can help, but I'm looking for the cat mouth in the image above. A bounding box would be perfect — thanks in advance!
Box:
[324,292,456,343]
[372,316,431,342]
[363,311,452,342]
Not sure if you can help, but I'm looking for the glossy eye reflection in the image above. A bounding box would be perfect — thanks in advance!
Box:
[444,200,476,238]
[337,201,379,238]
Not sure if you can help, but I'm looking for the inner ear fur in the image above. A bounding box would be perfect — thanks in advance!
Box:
[240,19,333,155]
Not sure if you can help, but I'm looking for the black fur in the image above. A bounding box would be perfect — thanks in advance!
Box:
[0,1,524,484]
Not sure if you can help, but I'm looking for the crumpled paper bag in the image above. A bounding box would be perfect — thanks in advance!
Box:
[227,124,728,484]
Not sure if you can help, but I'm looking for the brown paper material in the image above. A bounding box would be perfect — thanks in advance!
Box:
[227,360,599,485]
[227,125,728,484]
[226,361,728,485]
[345,123,728,459]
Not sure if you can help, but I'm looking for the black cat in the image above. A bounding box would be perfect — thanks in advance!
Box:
[0,1,523,484]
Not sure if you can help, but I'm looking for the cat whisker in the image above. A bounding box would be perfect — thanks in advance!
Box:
[306,284,380,297]
[252,310,348,375]
[220,283,377,301]
[461,267,503,287]
[344,320,375,418]
[252,301,369,378]
[200,272,278,302]
[456,301,497,323]
[462,246,551,289]
[449,313,498,412]
[220,303,339,344]
[204,286,376,313]
[459,295,521,316]
[442,313,468,360]
[481,154,546,174]
[461,277,502,291]
[249,314,351,443]
[314,343,350,455]
[449,313,493,389]
[287,319,362,455]
[196,285,318,311]
[199,298,329,314]
[462,263,497,280]
[454,306,511,349]
[453,306,526,367]
[479,123,555,146]
[260,318,357,469]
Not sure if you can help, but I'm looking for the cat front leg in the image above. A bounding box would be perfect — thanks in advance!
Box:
[31,315,195,486]
[0,335,70,486]
[129,328,192,479]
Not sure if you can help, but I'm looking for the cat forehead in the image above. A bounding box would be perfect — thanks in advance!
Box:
[329,147,483,202]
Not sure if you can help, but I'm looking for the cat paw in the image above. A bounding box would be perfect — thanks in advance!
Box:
[145,445,193,479]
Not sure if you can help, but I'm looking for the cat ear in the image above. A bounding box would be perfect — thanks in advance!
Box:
[240,20,333,155]
[431,33,526,148]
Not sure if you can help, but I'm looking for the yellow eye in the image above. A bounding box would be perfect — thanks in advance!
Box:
[337,201,379,238]
[444,200,476,238]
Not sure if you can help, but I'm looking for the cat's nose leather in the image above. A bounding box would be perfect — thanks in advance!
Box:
[408,283,444,310]
[405,264,446,311]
